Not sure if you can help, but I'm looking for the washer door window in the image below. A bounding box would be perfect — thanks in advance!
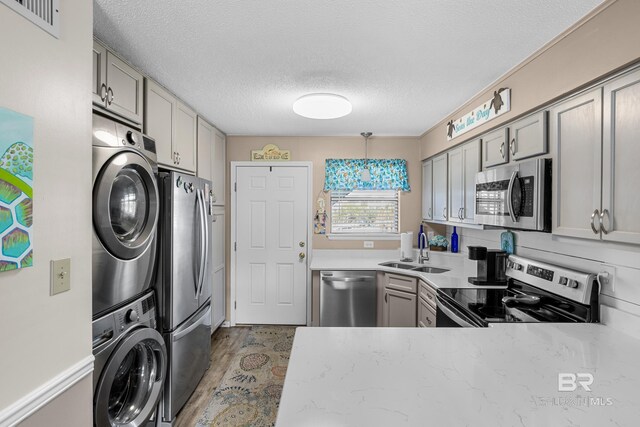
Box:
[94,152,159,260]
[94,328,167,427]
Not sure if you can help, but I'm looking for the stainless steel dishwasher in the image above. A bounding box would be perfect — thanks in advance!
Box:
[320,271,376,327]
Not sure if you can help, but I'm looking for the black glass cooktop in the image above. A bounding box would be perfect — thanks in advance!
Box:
[437,281,593,326]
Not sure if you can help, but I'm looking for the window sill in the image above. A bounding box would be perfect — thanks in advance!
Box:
[326,234,401,241]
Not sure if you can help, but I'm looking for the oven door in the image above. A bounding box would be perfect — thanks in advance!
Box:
[436,296,485,328]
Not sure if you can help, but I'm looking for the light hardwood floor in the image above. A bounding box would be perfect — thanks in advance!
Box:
[174,326,251,427]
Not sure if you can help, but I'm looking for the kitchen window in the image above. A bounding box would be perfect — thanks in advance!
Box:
[330,190,399,236]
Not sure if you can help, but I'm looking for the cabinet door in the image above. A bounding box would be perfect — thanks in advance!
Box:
[105,52,144,124]
[211,267,226,333]
[432,153,448,221]
[509,111,548,161]
[447,147,463,222]
[602,70,640,244]
[482,127,509,168]
[174,101,197,173]
[197,117,214,181]
[550,89,602,240]
[385,289,417,327]
[212,130,226,205]
[418,297,436,328]
[92,41,107,106]
[211,207,225,270]
[421,160,433,220]
[461,139,481,223]
[144,79,175,168]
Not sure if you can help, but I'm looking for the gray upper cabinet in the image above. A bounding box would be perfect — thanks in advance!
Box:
[432,153,448,221]
[448,139,480,223]
[421,159,433,220]
[212,130,226,205]
[601,69,640,245]
[197,118,226,205]
[508,111,548,161]
[145,78,196,173]
[93,40,144,125]
[482,127,509,168]
[550,88,602,240]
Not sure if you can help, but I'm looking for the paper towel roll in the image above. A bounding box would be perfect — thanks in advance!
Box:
[400,231,414,261]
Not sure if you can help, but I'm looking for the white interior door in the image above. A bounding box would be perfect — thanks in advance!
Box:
[235,166,309,324]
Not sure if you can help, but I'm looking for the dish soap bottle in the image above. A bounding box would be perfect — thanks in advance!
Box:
[418,224,424,249]
[451,226,459,253]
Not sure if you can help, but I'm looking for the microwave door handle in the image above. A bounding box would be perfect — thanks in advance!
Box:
[506,170,518,223]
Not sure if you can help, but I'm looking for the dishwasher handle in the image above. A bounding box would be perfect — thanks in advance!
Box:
[322,276,373,283]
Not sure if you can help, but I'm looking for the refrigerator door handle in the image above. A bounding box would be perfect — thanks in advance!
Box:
[172,304,211,342]
[195,189,207,299]
[199,190,210,298]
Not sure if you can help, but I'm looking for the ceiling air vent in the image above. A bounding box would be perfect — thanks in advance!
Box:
[1,0,59,38]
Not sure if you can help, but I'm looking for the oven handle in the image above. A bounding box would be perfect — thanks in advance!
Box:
[437,296,481,327]
[506,170,518,223]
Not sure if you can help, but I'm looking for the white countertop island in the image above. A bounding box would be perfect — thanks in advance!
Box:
[276,324,640,427]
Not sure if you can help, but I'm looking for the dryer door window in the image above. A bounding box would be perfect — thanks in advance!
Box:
[94,328,167,427]
[94,151,159,260]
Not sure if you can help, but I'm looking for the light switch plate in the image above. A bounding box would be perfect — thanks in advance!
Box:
[50,258,71,295]
[364,241,374,248]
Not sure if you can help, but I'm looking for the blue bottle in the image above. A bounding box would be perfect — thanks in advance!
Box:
[418,224,424,249]
[451,226,459,253]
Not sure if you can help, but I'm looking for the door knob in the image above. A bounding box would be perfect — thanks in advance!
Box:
[299,252,306,260]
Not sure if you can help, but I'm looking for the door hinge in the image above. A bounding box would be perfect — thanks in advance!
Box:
[234,182,237,192]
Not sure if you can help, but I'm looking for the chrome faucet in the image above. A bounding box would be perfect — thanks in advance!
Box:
[418,233,429,263]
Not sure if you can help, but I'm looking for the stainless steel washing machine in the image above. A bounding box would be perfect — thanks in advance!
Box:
[92,291,167,427]
[92,112,160,317]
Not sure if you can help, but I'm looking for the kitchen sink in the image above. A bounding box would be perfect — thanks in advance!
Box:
[378,261,417,270]
[410,266,449,274]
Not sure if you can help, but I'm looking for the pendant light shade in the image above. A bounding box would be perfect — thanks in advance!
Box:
[293,93,352,119]
[361,132,372,182]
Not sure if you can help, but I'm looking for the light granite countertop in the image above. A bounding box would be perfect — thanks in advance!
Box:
[276,324,640,427]
[310,249,505,289]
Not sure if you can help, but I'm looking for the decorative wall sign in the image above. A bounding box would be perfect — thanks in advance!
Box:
[251,144,291,161]
[447,88,511,140]
[0,107,34,272]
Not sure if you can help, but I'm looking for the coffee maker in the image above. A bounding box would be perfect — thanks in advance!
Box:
[468,246,508,286]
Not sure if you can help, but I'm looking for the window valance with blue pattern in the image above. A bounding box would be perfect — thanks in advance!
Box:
[324,159,410,191]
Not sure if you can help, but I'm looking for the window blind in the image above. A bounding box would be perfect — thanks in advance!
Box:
[330,190,399,234]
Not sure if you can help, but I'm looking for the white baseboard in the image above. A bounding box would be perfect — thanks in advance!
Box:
[0,355,94,427]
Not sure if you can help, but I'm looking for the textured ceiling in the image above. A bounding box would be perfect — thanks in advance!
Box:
[94,1,603,136]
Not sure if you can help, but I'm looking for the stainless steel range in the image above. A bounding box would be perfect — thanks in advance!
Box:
[436,255,600,327]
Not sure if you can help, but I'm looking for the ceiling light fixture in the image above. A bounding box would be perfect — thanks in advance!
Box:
[293,93,352,119]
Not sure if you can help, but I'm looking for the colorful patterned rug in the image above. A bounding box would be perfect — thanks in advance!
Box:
[196,326,297,427]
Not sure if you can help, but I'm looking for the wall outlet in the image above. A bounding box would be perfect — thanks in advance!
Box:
[364,241,374,248]
[50,258,71,295]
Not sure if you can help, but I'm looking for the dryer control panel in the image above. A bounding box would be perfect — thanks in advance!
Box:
[92,291,157,351]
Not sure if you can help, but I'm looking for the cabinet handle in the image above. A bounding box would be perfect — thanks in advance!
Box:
[428,207,432,219]
[173,152,177,164]
[458,207,464,220]
[443,206,447,220]
[510,138,516,156]
[599,209,609,235]
[107,87,114,105]
[427,318,432,325]
[427,293,433,301]
[384,293,388,303]
[590,209,600,234]
[499,141,505,159]
[99,83,107,102]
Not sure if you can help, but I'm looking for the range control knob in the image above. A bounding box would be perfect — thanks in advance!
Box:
[126,131,138,146]
[559,276,568,286]
[126,309,139,323]
[513,263,523,271]
[566,280,579,289]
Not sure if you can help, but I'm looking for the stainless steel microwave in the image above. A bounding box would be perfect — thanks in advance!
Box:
[475,158,551,231]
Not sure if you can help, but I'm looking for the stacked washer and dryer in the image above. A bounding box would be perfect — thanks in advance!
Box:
[91,112,214,427]
[91,113,167,427]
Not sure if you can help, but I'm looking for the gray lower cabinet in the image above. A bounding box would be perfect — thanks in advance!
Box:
[418,297,436,328]
[384,288,417,327]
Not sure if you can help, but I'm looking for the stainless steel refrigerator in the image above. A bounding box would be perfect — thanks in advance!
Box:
[155,171,213,425]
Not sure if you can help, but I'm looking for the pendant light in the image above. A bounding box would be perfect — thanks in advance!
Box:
[360,132,372,182]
